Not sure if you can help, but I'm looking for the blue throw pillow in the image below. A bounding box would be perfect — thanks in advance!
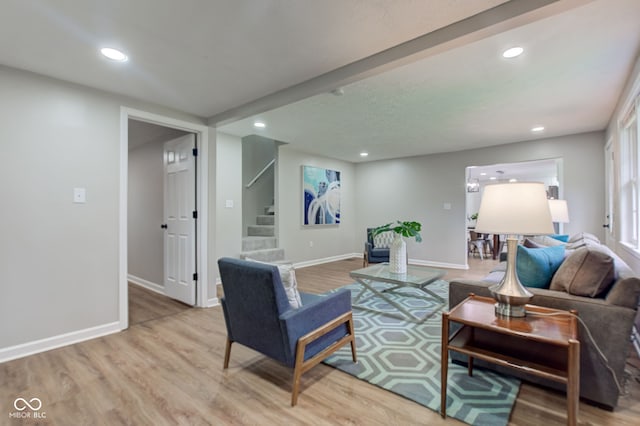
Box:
[516,244,565,288]
[550,234,570,242]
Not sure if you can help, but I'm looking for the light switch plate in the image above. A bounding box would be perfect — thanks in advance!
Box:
[225,199,234,208]
[73,187,86,203]
[443,203,451,210]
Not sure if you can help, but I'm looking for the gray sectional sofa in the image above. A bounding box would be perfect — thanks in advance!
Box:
[448,233,640,409]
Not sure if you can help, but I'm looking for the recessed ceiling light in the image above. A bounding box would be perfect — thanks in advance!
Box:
[100,47,128,62]
[254,121,266,128]
[360,152,369,157]
[531,126,545,132]
[480,172,487,176]
[509,178,518,183]
[502,47,524,58]
[489,177,497,180]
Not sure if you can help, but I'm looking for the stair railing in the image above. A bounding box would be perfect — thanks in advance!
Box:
[246,159,275,188]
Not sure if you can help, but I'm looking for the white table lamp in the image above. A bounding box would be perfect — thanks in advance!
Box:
[475,182,554,317]
[548,199,570,223]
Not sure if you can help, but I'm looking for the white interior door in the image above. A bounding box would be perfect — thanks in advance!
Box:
[164,134,196,305]
[604,139,615,247]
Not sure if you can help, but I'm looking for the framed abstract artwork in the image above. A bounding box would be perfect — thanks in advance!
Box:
[302,165,341,226]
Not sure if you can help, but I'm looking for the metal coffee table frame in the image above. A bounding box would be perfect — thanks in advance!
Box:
[349,263,446,323]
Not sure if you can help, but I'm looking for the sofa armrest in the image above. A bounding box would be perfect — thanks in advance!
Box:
[606,276,640,309]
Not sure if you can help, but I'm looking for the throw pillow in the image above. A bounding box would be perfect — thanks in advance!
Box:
[565,238,599,251]
[523,238,545,249]
[245,259,303,309]
[516,244,565,288]
[568,232,600,244]
[549,248,615,297]
[373,231,394,249]
[529,235,566,247]
[550,234,570,242]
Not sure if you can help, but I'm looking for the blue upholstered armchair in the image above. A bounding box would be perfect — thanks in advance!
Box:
[217,257,357,406]
[363,227,391,267]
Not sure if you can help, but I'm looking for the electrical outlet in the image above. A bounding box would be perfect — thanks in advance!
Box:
[73,187,86,203]
[309,241,313,247]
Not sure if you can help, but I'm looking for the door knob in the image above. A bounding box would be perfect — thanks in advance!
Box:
[161,224,168,229]
[603,224,610,228]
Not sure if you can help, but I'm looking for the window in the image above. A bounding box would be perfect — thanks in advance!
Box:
[620,99,640,248]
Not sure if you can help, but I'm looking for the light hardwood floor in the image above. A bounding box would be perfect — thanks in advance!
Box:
[1,258,638,425]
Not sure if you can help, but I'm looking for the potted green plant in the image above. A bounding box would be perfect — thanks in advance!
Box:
[372,221,422,273]
[372,220,422,242]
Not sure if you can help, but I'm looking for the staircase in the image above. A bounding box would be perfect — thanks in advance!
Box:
[240,206,285,262]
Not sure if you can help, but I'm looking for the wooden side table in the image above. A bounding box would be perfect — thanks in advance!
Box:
[441,294,579,426]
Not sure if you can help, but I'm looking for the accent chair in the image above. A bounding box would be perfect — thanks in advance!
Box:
[363,227,392,267]
[217,257,357,406]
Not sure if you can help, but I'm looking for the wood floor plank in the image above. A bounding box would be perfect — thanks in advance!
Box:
[1,258,637,425]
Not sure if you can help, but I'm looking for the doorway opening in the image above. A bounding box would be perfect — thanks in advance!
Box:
[119,107,211,330]
[465,158,563,265]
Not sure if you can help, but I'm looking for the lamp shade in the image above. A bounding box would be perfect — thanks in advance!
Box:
[475,182,554,235]
[548,199,570,223]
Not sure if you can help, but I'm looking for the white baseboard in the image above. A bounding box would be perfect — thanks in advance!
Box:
[410,259,469,270]
[291,254,467,271]
[128,274,165,295]
[0,322,121,363]
[207,297,220,307]
[294,253,361,269]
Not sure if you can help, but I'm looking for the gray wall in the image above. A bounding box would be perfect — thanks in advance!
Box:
[128,140,164,286]
[242,135,276,235]
[0,65,207,351]
[215,132,243,260]
[278,146,358,263]
[356,132,606,268]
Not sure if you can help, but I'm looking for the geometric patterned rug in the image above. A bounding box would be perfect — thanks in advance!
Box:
[323,281,520,426]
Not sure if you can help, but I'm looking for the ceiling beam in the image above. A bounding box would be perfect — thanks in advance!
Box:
[209,0,591,127]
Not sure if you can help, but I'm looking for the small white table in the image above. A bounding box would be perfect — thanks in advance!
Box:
[349,263,446,323]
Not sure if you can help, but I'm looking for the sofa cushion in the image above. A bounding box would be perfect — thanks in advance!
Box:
[529,235,566,247]
[566,238,599,251]
[516,244,565,288]
[549,248,615,297]
[568,232,600,244]
[550,234,570,242]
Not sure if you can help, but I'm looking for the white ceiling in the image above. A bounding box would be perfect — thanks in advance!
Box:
[0,0,509,117]
[2,1,639,163]
[219,0,640,162]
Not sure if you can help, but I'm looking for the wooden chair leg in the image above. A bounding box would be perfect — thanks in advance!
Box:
[223,337,233,369]
[348,315,357,363]
[292,342,305,406]
[363,251,368,267]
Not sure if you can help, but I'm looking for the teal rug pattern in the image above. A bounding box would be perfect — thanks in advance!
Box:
[324,281,520,426]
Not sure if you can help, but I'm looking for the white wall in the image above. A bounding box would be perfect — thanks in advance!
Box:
[128,141,164,286]
[0,65,208,354]
[215,132,243,260]
[278,146,358,264]
[356,132,606,268]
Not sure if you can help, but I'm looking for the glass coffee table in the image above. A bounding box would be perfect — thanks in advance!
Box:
[349,263,446,323]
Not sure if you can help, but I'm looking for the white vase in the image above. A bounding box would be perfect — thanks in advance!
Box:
[389,234,407,274]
